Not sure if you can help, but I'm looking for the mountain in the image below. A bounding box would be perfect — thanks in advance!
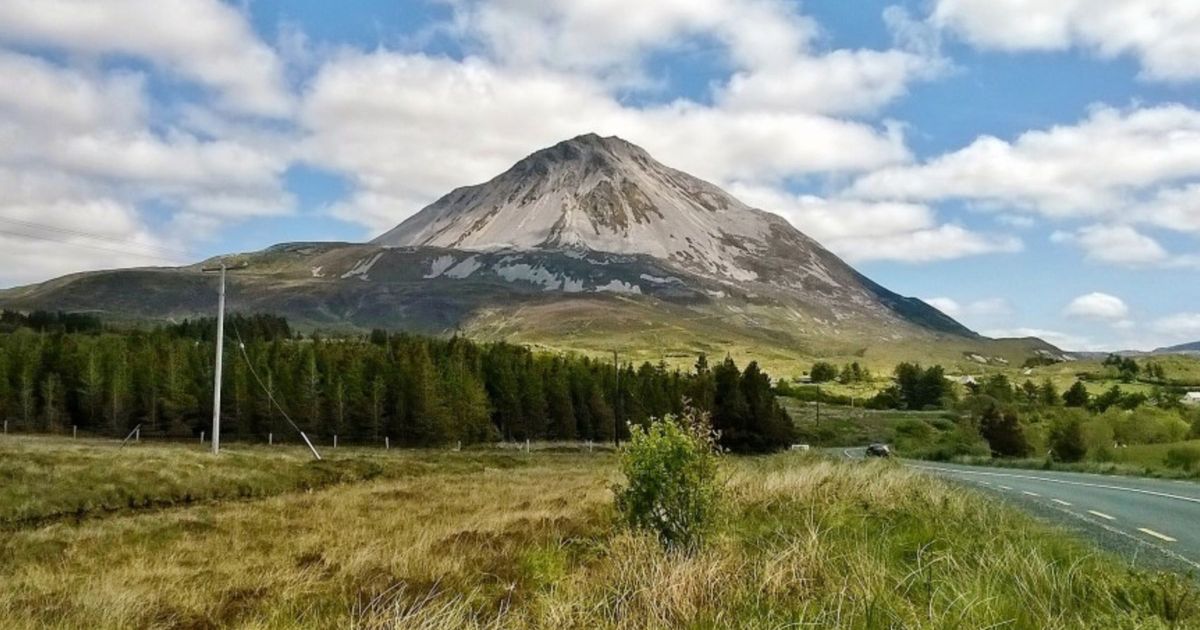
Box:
[0,134,1062,371]
[377,133,970,337]
[1154,341,1200,355]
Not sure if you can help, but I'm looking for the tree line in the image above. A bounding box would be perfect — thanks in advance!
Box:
[0,314,794,452]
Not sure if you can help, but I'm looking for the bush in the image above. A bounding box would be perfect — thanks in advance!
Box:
[979,404,1030,458]
[614,409,723,551]
[809,362,838,383]
[1049,415,1087,462]
[1165,446,1200,472]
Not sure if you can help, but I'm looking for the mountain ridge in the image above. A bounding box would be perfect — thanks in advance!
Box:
[0,133,1066,370]
[376,133,974,338]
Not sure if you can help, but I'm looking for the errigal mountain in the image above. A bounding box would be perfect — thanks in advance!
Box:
[0,134,1061,370]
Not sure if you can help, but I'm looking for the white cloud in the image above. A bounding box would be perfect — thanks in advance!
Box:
[451,0,807,70]
[717,48,943,116]
[301,52,913,233]
[982,327,1095,351]
[1153,313,1200,342]
[1135,183,1200,234]
[925,297,961,317]
[0,49,293,285]
[850,104,1200,219]
[1052,224,1170,266]
[930,0,1200,81]
[1064,292,1130,321]
[722,187,1021,263]
[0,0,291,116]
[925,296,1012,320]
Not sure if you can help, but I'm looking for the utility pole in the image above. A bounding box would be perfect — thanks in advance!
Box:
[202,261,246,455]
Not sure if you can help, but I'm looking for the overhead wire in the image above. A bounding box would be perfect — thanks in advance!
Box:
[0,216,181,259]
[228,314,322,459]
[0,219,181,264]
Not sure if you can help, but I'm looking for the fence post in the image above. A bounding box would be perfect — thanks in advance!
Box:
[385,436,390,450]
[525,438,530,454]
[2,420,6,434]
[333,434,338,449]
[135,426,140,442]
[73,425,77,439]
[200,431,205,444]
[269,433,273,446]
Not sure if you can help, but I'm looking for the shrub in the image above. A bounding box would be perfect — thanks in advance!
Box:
[979,405,1030,458]
[809,362,838,383]
[614,408,723,551]
[1048,415,1087,462]
[1165,446,1200,472]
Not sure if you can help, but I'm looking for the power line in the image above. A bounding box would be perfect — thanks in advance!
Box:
[229,317,322,460]
[0,225,179,264]
[0,216,181,259]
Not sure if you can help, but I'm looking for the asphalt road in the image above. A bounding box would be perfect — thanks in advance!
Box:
[840,448,1200,574]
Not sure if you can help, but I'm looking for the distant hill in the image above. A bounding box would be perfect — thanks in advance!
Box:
[0,134,1064,371]
[1154,341,1200,355]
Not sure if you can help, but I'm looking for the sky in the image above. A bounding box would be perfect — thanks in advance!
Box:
[0,0,1198,352]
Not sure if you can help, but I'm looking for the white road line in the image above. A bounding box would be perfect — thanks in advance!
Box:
[1087,510,1115,521]
[1022,491,1040,497]
[979,481,991,486]
[1051,499,1072,506]
[1138,528,1177,543]
[998,485,1013,490]
[910,464,1200,506]
[1045,504,1200,573]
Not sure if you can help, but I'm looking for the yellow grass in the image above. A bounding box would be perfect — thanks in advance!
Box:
[0,441,1195,629]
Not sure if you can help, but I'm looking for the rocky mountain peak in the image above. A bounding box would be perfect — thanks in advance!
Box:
[370,134,973,337]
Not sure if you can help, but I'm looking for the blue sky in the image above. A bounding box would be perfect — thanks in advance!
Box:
[0,0,1197,351]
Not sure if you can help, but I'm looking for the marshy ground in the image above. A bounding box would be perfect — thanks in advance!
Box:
[1,436,1197,629]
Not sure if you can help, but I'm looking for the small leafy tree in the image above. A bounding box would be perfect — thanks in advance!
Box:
[1063,381,1090,408]
[1048,414,1087,462]
[809,362,838,383]
[614,407,722,551]
[979,404,1029,458]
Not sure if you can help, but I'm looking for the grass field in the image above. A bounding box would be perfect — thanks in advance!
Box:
[778,397,953,447]
[1,437,1197,628]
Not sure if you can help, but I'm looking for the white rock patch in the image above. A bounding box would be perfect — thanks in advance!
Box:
[424,255,457,279]
[444,256,482,279]
[341,252,384,280]
[494,263,562,291]
[595,279,642,295]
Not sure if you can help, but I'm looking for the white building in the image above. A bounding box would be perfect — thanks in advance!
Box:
[1183,392,1200,406]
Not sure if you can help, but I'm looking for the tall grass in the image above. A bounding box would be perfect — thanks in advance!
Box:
[0,435,527,526]
[0,444,1195,628]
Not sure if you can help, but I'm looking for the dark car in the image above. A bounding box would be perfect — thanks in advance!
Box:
[865,443,892,458]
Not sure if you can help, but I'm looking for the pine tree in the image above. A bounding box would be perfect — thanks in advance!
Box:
[78,349,104,429]
[1063,381,1090,408]
[0,349,10,425]
[713,357,748,448]
[1038,379,1060,406]
[546,359,576,440]
[517,355,547,440]
[105,344,131,435]
[41,372,66,432]
[442,355,492,443]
